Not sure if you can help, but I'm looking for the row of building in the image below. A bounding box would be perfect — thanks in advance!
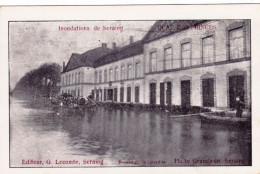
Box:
[61,20,251,109]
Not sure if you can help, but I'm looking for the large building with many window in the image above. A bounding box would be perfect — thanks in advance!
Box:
[61,20,251,109]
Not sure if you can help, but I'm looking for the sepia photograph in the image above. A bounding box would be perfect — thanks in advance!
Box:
[9,19,252,167]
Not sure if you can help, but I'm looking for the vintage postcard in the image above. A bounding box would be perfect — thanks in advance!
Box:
[1,4,260,174]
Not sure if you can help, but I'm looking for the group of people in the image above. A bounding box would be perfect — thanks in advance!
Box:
[53,93,96,107]
[55,93,245,117]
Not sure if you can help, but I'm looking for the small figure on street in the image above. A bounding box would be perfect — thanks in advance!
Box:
[235,96,245,118]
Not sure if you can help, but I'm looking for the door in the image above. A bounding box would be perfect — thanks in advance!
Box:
[229,75,244,108]
[107,89,113,101]
[99,89,102,101]
[181,80,191,106]
[135,86,140,103]
[114,88,118,102]
[127,87,131,102]
[104,89,107,101]
[91,90,94,98]
[166,82,172,105]
[202,78,214,107]
[160,83,165,105]
[78,89,80,97]
[120,87,124,102]
[150,83,156,105]
[96,90,99,101]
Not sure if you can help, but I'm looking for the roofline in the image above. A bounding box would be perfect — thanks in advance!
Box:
[98,40,143,58]
[93,40,144,68]
[63,53,78,73]
[94,53,143,68]
[63,47,112,73]
[62,65,94,74]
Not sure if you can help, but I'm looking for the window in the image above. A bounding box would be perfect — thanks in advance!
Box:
[104,70,107,82]
[121,66,125,80]
[109,69,113,81]
[115,67,119,81]
[202,36,214,64]
[99,71,102,83]
[164,47,173,70]
[181,42,191,67]
[69,75,71,85]
[229,27,244,59]
[94,72,98,83]
[81,72,84,83]
[72,74,74,84]
[75,73,77,84]
[127,64,132,79]
[150,52,157,72]
[135,62,140,78]
[78,72,81,83]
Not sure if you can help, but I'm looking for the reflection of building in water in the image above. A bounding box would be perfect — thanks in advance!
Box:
[61,20,251,109]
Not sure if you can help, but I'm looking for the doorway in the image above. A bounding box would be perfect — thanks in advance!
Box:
[229,75,244,108]
[107,89,113,101]
[120,87,124,102]
[150,83,156,105]
[127,87,131,102]
[202,78,214,107]
[181,80,191,106]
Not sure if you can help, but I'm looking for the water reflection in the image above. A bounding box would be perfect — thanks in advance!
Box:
[10,98,251,167]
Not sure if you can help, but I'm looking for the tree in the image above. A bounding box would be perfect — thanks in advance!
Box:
[13,63,61,99]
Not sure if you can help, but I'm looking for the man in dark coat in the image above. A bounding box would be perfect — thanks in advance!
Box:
[235,96,245,118]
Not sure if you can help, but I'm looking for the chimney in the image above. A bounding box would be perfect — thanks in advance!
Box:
[63,61,65,72]
[102,43,107,48]
[112,42,117,49]
[130,36,134,44]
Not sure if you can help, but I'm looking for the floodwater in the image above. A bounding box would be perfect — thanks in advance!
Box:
[10,98,251,167]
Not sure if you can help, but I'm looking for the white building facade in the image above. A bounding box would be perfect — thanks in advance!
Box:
[61,20,251,109]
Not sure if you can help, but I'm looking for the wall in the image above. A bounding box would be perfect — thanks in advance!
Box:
[143,60,250,108]
[144,20,250,73]
[143,19,251,108]
[93,54,145,103]
[60,66,95,98]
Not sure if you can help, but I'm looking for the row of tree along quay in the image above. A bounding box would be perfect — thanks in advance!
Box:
[12,63,61,106]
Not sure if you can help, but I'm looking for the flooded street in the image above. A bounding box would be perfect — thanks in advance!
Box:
[10,98,251,167]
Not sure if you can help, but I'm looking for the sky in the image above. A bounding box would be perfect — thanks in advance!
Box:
[9,21,155,90]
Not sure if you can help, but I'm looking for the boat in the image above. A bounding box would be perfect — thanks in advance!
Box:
[200,112,250,125]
